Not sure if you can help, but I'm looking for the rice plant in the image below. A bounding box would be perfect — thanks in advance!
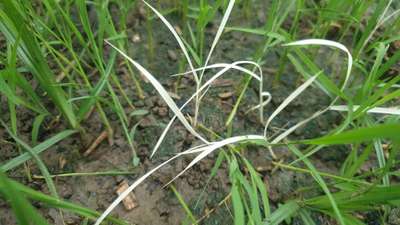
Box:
[0,0,399,224]
[95,1,400,225]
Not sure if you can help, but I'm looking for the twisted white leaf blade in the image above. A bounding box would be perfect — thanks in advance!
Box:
[200,0,236,81]
[151,61,263,158]
[283,39,352,91]
[269,39,354,142]
[271,108,330,144]
[264,73,320,136]
[106,41,208,144]
[246,92,272,113]
[194,0,235,127]
[171,62,261,79]
[94,152,187,225]
[164,135,266,186]
[143,0,199,83]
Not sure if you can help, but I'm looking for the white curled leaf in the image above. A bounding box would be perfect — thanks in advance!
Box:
[264,72,321,137]
[143,0,199,83]
[283,39,352,91]
[330,105,400,115]
[106,41,208,144]
[151,61,263,158]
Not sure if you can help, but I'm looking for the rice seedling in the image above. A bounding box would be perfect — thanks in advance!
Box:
[0,0,145,222]
[93,1,400,225]
[0,170,128,225]
[1,0,145,165]
[0,0,77,128]
[1,0,399,224]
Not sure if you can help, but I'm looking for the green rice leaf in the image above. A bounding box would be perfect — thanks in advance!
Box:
[0,171,50,225]
[1,129,77,172]
[304,124,400,145]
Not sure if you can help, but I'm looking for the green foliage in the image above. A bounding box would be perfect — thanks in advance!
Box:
[1,0,399,225]
[0,171,128,225]
[0,0,77,128]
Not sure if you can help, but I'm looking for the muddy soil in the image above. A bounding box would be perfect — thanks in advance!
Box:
[0,1,392,225]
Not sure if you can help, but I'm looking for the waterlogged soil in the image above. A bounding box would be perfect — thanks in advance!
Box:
[0,1,396,225]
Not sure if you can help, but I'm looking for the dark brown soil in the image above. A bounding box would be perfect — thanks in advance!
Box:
[1,1,390,225]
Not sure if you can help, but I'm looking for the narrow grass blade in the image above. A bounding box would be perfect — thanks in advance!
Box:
[200,0,235,81]
[270,38,355,143]
[32,114,46,146]
[1,130,77,172]
[306,185,400,210]
[0,175,128,225]
[170,185,197,224]
[304,124,400,145]
[288,144,345,225]
[299,209,317,225]
[171,62,261,80]
[151,61,262,158]
[232,180,245,225]
[0,2,78,128]
[264,73,320,136]
[263,201,299,225]
[0,74,44,114]
[0,120,59,197]
[165,135,266,186]
[284,39,352,92]
[94,154,181,225]
[330,105,400,115]
[243,158,271,217]
[0,172,50,225]
[143,0,198,83]
[107,41,208,144]
[95,135,266,225]
[270,107,329,144]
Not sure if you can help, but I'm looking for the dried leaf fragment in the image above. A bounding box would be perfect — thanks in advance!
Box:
[116,180,138,211]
